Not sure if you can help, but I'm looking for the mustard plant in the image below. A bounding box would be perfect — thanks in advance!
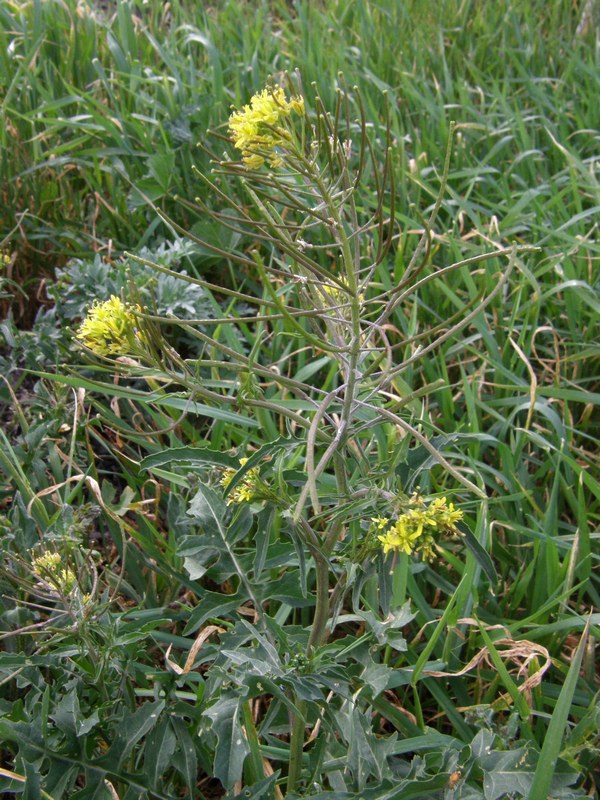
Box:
[75,77,540,795]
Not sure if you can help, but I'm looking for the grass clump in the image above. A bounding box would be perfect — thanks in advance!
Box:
[0,1,598,798]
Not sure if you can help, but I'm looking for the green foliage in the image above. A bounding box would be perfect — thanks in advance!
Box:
[48,240,213,323]
[0,239,221,396]
[1,0,598,798]
[1,0,228,310]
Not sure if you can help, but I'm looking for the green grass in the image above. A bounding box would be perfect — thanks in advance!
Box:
[0,0,598,797]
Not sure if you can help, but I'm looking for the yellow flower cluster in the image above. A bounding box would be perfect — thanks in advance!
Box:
[220,457,261,505]
[229,85,305,169]
[76,295,140,357]
[374,497,463,560]
[32,552,77,594]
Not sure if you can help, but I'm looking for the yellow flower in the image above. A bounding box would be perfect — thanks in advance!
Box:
[220,457,261,505]
[376,497,463,559]
[32,552,77,593]
[243,153,265,170]
[378,527,410,555]
[58,568,77,594]
[289,96,305,116]
[378,511,434,556]
[419,534,436,561]
[76,295,141,357]
[370,515,389,530]
[228,85,304,169]
[428,497,464,533]
[33,552,61,573]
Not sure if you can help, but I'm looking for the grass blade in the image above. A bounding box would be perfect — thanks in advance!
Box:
[528,615,592,800]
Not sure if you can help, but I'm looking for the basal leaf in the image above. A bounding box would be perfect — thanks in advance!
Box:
[204,695,249,790]
[99,699,165,770]
[346,705,387,788]
[170,717,198,797]
[227,773,279,799]
[145,715,177,791]
[183,588,244,635]
[51,688,100,739]
[477,743,585,800]
[69,781,113,800]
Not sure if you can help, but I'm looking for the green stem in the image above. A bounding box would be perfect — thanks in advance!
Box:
[293,390,339,520]
[306,543,332,655]
[317,156,363,435]
[253,252,347,354]
[295,518,335,656]
[242,700,264,785]
[412,685,426,732]
[392,553,409,608]
[384,555,410,665]
[287,698,307,795]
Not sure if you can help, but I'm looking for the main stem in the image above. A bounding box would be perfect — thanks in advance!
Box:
[286,698,307,795]
[288,137,364,797]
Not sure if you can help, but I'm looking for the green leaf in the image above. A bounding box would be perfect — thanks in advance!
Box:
[360,659,394,697]
[183,588,244,635]
[69,782,113,800]
[140,445,239,474]
[479,747,583,800]
[30,371,163,402]
[148,152,175,193]
[187,484,260,608]
[344,705,391,788]
[227,773,279,799]
[358,602,415,647]
[188,482,227,524]
[127,177,165,210]
[170,718,198,797]
[204,695,250,790]
[144,715,177,791]
[153,395,259,427]
[52,689,100,738]
[376,775,456,799]
[0,711,175,799]
[23,761,41,800]
[178,533,228,581]
[460,524,498,589]
[98,699,165,770]
[254,506,274,580]
[528,617,591,800]
[389,732,463,755]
